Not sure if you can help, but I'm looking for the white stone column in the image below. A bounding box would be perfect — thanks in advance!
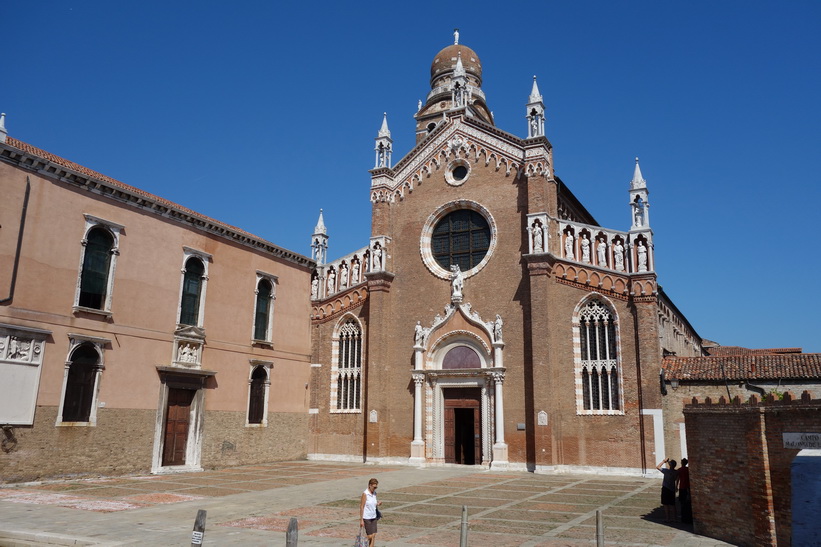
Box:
[491,371,509,468]
[409,372,426,464]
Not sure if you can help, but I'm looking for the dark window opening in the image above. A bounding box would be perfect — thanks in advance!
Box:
[180,257,204,326]
[78,227,114,309]
[254,279,273,340]
[62,344,99,422]
[248,366,267,424]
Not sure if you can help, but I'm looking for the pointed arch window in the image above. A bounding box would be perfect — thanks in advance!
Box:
[73,215,123,315]
[331,318,362,413]
[576,298,622,413]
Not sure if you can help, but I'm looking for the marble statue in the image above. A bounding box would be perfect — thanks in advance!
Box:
[339,263,348,289]
[414,321,424,345]
[613,241,625,271]
[310,276,318,299]
[532,223,543,252]
[581,234,591,263]
[637,241,648,272]
[450,264,464,300]
[565,233,574,259]
[371,243,382,271]
[597,239,607,266]
[327,268,336,293]
[494,314,503,342]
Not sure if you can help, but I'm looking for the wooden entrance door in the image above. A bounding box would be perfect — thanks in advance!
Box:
[444,388,481,465]
[162,388,195,466]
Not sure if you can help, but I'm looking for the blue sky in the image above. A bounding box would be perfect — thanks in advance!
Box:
[4,1,820,352]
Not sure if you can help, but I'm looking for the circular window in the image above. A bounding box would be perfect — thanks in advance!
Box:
[420,200,496,280]
[445,159,470,186]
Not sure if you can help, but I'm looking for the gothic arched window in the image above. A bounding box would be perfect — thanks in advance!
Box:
[577,299,621,413]
[333,318,362,412]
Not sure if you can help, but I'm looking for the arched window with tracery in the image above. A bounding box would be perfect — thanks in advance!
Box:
[332,318,362,412]
[576,298,621,413]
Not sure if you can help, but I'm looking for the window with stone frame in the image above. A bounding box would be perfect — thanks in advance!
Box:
[247,364,269,425]
[179,256,205,326]
[576,298,622,413]
[331,318,362,412]
[253,276,276,342]
[73,216,123,314]
[59,343,103,423]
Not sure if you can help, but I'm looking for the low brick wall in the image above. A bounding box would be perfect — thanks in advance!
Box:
[683,391,821,546]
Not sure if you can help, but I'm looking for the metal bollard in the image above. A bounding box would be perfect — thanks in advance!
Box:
[286,517,299,546]
[460,505,468,547]
[596,509,604,547]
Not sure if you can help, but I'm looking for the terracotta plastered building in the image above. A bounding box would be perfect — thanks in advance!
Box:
[0,123,314,482]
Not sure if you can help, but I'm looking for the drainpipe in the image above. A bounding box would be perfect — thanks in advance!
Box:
[0,177,30,305]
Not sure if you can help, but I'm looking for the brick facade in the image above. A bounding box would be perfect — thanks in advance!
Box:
[683,392,821,545]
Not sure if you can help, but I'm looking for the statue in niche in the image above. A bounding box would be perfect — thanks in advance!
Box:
[597,239,607,266]
[530,117,538,137]
[339,263,348,289]
[613,241,625,271]
[310,276,318,299]
[581,234,591,263]
[351,260,360,284]
[637,241,648,272]
[532,222,543,252]
[327,268,336,293]
[371,243,382,271]
[494,314,503,342]
[565,232,574,259]
[414,321,424,346]
[634,206,644,227]
[450,264,464,301]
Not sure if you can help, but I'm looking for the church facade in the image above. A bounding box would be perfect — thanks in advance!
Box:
[307,36,703,474]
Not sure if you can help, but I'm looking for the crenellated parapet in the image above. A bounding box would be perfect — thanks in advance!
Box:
[685,390,821,409]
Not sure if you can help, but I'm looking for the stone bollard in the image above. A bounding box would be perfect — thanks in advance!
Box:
[286,517,299,546]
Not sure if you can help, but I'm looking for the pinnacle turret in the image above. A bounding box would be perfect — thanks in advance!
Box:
[374,113,393,168]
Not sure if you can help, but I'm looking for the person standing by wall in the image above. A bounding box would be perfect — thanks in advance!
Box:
[656,458,678,523]
[678,458,692,523]
[359,478,382,546]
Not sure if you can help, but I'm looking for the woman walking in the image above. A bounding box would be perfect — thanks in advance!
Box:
[359,478,382,546]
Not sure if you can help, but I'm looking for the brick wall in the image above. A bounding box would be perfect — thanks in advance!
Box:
[683,391,821,546]
[1,407,308,483]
